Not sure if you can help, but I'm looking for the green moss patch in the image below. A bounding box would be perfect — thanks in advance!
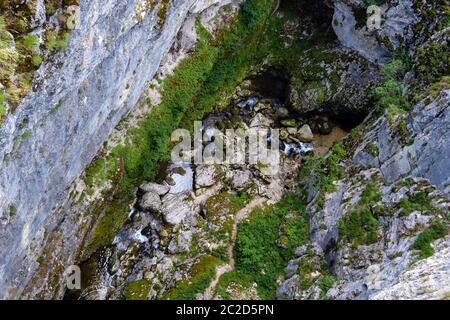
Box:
[123,279,151,300]
[412,220,448,259]
[338,183,382,248]
[399,191,443,217]
[229,193,308,299]
[164,255,220,300]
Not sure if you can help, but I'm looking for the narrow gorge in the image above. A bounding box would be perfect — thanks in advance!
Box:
[0,0,448,301]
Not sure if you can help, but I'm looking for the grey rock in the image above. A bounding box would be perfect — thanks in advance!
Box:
[285,258,300,278]
[140,182,170,196]
[250,113,272,128]
[276,275,302,300]
[161,193,195,226]
[231,170,251,190]
[297,124,314,143]
[139,192,162,213]
[168,230,193,254]
[332,1,391,64]
[0,0,241,298]
[196,165,217,189]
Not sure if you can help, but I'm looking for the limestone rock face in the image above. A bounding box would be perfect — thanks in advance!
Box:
[371,241,450,300]
[353,89,450,191]
[279,91,450,300]
[332,1,391,64]
[0,0,243,299]
[332,0,419,65]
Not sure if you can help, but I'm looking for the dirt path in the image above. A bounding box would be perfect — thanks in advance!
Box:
[201,197,267,300]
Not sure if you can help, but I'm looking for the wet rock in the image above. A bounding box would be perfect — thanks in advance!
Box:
[196,165,218,189]
[165,176,176,186]
[161,194,195,226]
[139,192,162,213]
[317,120,332,135]
[280,128,289,141]
[231,170,251,190]
[139,182,170,196]
[287,127,297,135]
[250,113,272,128]
[296,124,314,143]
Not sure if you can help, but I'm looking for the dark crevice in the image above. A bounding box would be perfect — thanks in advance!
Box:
[247,68,291,101]
[282,0,336,32]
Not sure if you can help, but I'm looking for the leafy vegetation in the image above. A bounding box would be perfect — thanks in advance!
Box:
[338,183,382,248]
[84,0,276,256]
[45,30,71,52]
[164,255,220,300]
[399,191,443,217]
[373,59,410,118]
[416,42,450,85]
[227,193,308,299]
[413,220,448,259]
[319,274,337,299]
[298,142,348,209]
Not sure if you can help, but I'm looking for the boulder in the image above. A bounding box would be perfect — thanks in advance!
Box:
[254,101,270,112]
[317,121,332,135]
[297,124,314,142]
[139,182,170,196]
[139,192,162,212]
[250,113,272,128]
[196,165,217,189]
[279,128,289,141]
[161,193,195,225]
[231,170,251,190]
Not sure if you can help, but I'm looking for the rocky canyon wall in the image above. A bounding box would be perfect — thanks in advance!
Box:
[0,0,241,299]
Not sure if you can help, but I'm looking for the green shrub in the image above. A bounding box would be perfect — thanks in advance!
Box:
[338,183,381,247]
[319,274,337,299]
[413,220,448,259]
[164,255,220,300]
[399,191,443,217]
[232,194,308,298]
[416,42,450,85]
[45,30,71,51]
[373,59,410,116]
[241,0,271,27]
